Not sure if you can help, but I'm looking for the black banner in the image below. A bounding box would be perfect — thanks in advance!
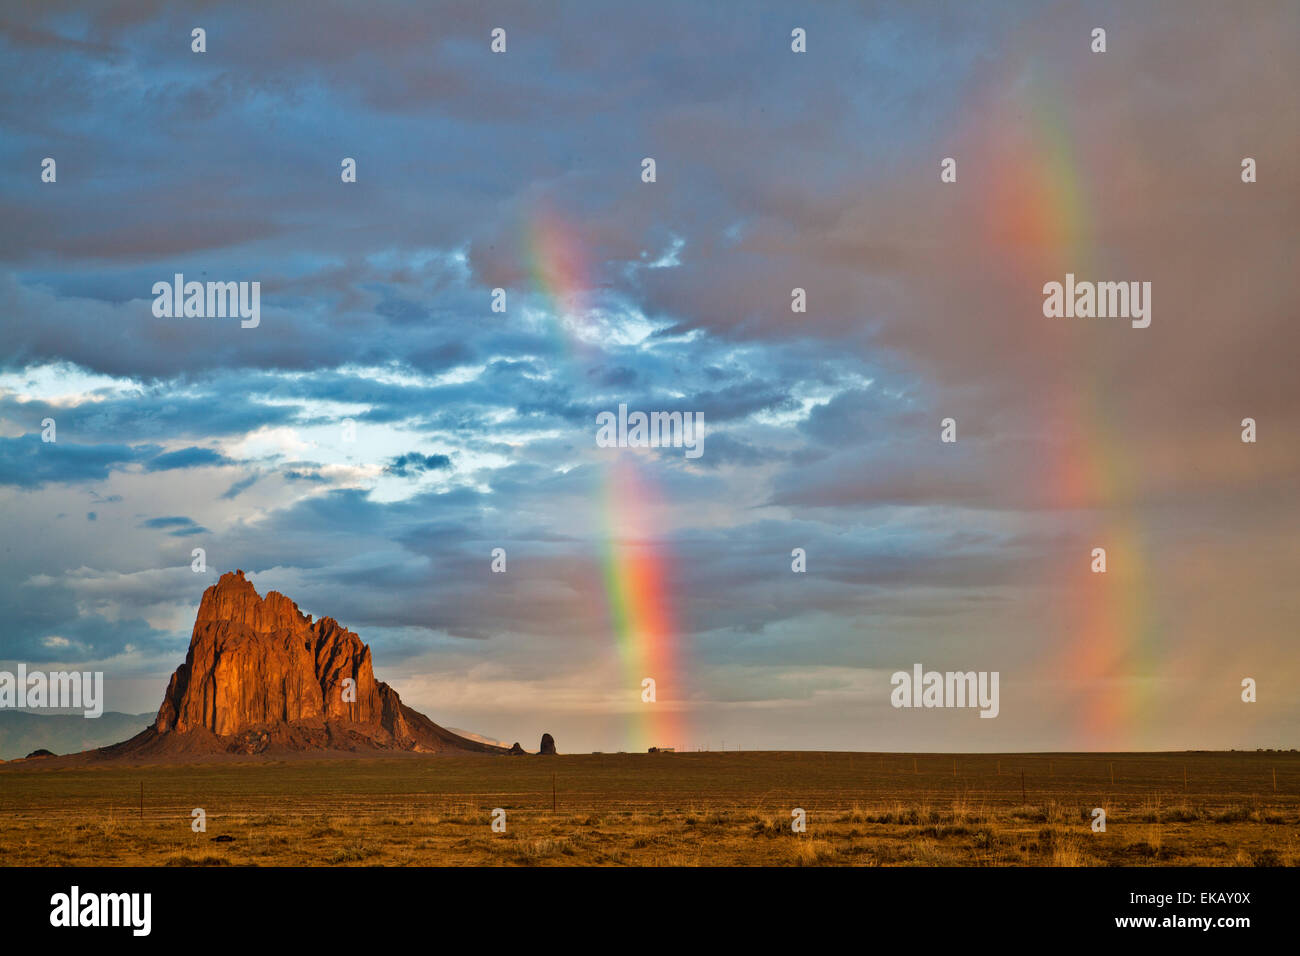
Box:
[0,866,1275,942]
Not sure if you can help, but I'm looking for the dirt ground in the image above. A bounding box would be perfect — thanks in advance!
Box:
[1,750,1296,866]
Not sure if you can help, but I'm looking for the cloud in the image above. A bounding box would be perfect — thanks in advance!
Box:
[143,446,230,471]
[0,435,149,487]
[384,452,453,477]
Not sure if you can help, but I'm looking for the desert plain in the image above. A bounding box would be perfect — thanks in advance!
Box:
[1,750,1296,867]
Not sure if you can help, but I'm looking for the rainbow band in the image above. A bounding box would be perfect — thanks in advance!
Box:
[531,204,686,751]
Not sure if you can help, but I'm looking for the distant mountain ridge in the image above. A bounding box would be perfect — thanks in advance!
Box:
[0,710,153,761]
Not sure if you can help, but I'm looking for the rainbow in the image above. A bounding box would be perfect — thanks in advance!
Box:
[527,202,686,752]
[600,457,685,752]
[979,66,1157,749]
[526,204,600,359]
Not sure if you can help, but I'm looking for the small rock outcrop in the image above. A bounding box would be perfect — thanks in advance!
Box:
[508,742,525,755]
[25,749,55,759]
[538,733,557,755]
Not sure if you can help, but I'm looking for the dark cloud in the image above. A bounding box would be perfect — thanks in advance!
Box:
[0,435,148,487]
[220,473,259,499]
[143,446,230,471]
[385,452,453,477]
[140,516,198,529]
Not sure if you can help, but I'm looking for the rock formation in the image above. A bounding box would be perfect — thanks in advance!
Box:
[508,742,525,755]
[102,570,507,758]
[538,733,557,755]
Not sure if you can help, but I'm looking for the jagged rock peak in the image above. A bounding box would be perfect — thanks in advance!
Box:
[195,570,315,632]
[131,572,505,757]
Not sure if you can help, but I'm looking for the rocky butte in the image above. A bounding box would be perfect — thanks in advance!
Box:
[99,570,545,759]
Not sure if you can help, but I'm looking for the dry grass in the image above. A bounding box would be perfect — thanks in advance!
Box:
[0,751,1296,866]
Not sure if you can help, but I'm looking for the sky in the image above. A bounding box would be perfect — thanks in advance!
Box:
[0,0,1296,753]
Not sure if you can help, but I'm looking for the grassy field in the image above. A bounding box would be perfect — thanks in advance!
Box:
[1,751,1297,866]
